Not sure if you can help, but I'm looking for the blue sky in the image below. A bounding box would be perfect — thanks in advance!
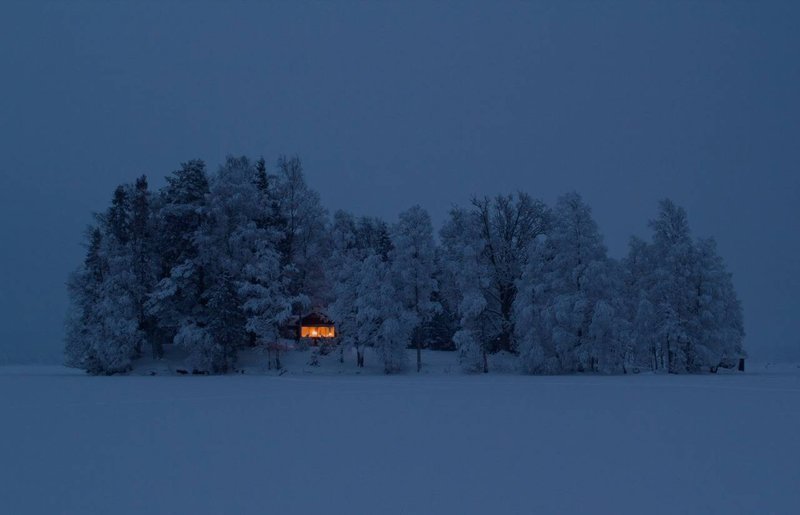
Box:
[1,1,798,362]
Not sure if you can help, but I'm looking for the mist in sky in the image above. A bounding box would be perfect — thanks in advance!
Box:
[1,1,798,363]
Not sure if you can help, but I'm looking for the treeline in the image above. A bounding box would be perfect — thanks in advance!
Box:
[65,155,744,375]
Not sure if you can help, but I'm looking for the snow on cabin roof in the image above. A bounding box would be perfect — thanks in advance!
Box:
[299,311,335,326]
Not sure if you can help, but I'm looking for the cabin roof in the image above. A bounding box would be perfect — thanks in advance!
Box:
[299,311,335,326]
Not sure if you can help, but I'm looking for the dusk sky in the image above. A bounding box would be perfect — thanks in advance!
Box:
[1,1,798,363]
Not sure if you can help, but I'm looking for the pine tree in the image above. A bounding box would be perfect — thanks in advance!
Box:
[146,160,211,366]
[158,159,210,272]
[107,185,131,245]
[129,175,160,358]
[65,205,143,375]
[205,271,246,372]
[64,227,105,369]
[196,155,286,371]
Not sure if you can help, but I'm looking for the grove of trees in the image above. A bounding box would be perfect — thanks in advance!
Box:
[65,155,745,375]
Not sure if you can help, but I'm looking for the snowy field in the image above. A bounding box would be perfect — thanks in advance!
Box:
[1,355,799,515]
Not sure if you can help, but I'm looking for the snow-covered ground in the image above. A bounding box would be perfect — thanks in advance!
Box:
[1,353,798,515]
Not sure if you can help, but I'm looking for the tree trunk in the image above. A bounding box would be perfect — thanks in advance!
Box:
[482,349,489,374]
[667,343,674,374]
[151,341,163,360]
[416,341,421,373]
[499,284,515,353]
[150,327,164,360]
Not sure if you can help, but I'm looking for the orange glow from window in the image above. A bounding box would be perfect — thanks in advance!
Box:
[301,326,336,338]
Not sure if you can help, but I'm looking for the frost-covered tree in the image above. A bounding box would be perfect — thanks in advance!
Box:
[440,207,494,372]
[65,172,161,374]
[66,155,746,379]
[647,200,699,373]
[156,159,210,272]
[427,239,461,352]
[241,271,291,368]
[128,175,161,358]
[203,271,246,372]
[146,160,212,368]
[390,206,440,372]
[623,199,745,373]
[355,254,409,373]
[621,236,658,370]
[274,156,330,310]
[514,192,625,374]
[328,211,401,368]
[470,194,550,353]
[85,260,142,374]
[690,238,745,370]
[441,194,549,361]
[146,156,293,372]
[65,206,143,375]
[66,155,331,375]
[195,156,292,371]
[328,211,366,365]
[65,227,105,369]
[238,226,292,370]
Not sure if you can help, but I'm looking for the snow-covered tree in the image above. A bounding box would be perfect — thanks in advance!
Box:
[327,210,409,371]
[690,237,745,370]
[623,199,745,373]
[328,211,367,365]
[65,227,105,369]
[440,207,494,372]
[65,155,745,378]
[65,209,143,375]
[128,175,160,358]
[197,156,291,371]
[469,194,550,353]
[514,192,625,374]
[647,199,699,373]
[621,236,659,370]
[390,206,440,372]
[238,231,292,369]
[156,159,210,271]
[274,156,330,311]
[85,259,142,374]
[66,155,331,375]
[354,254,409,373]
[203,271,246,372]
[147,160,210,347]
[440,194,549,367]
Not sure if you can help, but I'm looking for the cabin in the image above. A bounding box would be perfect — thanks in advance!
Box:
[298,311,336,344]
